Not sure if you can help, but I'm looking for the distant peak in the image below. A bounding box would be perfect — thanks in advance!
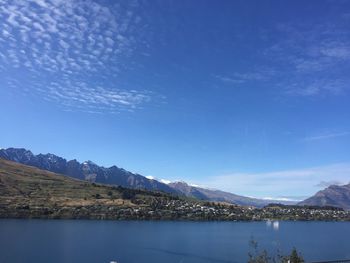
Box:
[171,181,190,186]
[8,147,32,152]
[4,147,34,156]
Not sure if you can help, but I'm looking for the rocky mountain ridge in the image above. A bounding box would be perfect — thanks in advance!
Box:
[299,183,350,210]
[0,147,177,194]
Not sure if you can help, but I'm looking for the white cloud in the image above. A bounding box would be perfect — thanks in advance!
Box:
[36,79,152,113]
[59,39,70,49]
[320,44,350,59]
[32,0,48,8]
[0,0,154,113]
[193,163,350,199]
[315,180,343,188]
[262,197,302,202]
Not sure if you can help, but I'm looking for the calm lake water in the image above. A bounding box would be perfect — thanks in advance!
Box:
[0,220,350,263]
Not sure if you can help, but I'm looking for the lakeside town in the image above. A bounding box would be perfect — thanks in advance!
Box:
[1,158,349,222]
[2,193,350,221]
[99,199,350,221]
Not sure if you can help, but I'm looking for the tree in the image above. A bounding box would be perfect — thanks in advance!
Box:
[121,189,135,200]
[283,248,304,263]
[247,238,304,263]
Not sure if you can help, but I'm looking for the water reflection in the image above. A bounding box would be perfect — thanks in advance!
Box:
[266,220,279,231]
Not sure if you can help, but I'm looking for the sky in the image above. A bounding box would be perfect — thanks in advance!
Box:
[0,0,350,200]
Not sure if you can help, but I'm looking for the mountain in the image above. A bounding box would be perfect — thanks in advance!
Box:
[0,147,295,208]
[0,147,177,194]
[2,159,348,221]
[0,158,217,220]
[168,181,297,208]
[299,183,350,210]
[0,158,134,219]
[0,158,267,220]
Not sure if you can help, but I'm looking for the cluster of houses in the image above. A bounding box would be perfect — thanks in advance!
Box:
[105,199,350,221]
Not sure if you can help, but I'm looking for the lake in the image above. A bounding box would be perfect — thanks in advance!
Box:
[0,220,350,263]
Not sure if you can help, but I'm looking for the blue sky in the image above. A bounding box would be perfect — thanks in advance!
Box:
[1,0,350,200]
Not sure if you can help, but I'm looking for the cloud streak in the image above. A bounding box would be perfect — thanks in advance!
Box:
[214,10,350,97]
[214,69,275,85]
[269,21,350,97]
[303,131,350,141]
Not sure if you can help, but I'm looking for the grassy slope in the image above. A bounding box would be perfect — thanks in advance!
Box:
[0,158,129,205]
[0,158,186,219]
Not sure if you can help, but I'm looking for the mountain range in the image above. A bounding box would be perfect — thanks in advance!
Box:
[0,147,289,207]
[0,158,218,220]
[4,158,342,221]
[3,147,349,209]
[0,147,177,194]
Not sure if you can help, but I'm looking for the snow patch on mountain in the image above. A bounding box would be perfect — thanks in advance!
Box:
[160,179,171,184]
[146,175,172,184]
